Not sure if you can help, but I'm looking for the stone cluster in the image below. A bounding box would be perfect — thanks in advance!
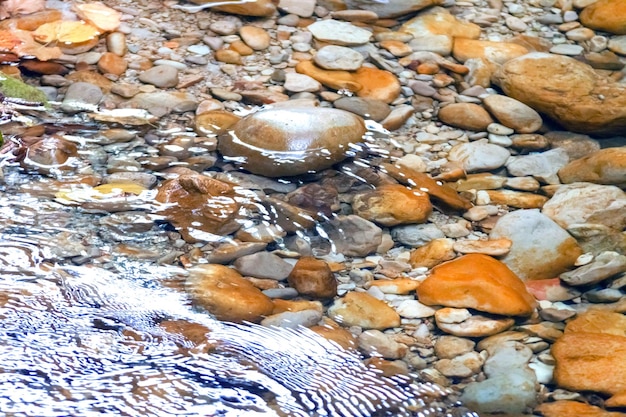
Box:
[1,0,625,415]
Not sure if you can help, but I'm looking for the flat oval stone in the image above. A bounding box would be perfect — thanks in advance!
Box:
[218,107,366,177]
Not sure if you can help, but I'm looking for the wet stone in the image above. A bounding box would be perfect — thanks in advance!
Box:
[61,82,103,113]
[328,291,401,330]
[233,252,294,281]
[218,107,366,177]
[138,65,179,88]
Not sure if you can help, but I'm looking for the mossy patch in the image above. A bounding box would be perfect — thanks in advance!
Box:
[0,74,48,106]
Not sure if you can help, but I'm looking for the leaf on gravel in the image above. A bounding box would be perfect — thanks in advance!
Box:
[0,0,45,19]
[0,29,62,61]
[0,30,22,52]
[73,2,122,32]
[33,20,100,44]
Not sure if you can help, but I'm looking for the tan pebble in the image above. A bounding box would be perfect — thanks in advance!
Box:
[438,103,494,131]
[106,32,127,56]
[416,62,440,74]
[215,49,242,64]
[295,60,361,91]
[287,257,338,299]
[331,10,379,23]
[239,25,271,50]
[381,104,414,131]
[409,238,456,269]
[328,291,401,330]
[186,264,274,323]
[194,110,241,136]
[452,238,512,256]
[272,299,324,314]
[352,184,432,227]
[486,189,548,209]
[435,308,514,337]
[229,40,253,56]
[379,40,412,57]
[97,52,127,76]
[366,278,421,294]
[453,172,506,191]
[518,323,563,342]
[213,0,277,17]
[418,253,537,316]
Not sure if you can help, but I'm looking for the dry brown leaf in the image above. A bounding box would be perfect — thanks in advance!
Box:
[0,0,45,19]
[0,30,22,52]
[73,2,121,32]
[33,20,100,44]
[12,29,62,60]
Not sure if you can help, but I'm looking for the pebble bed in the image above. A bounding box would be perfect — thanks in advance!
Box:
[0,0,625,416]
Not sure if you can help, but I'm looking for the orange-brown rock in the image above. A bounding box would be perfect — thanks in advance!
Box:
[16,136,78,175]
[155,173,241,243]
[580,0,626,35]
[97,52,127,76]
[418,254,537,316]
[486,190,548,209]
[400,7,481,39]
[558,147,626,186]
[201,0,278,16]
[537,400,626,417]
[295,61,400,103]
[352,66,401,104]
[287,256,338,299]
[158,320,213,346]
[381,162,472,211]
[409,238,456,269]
[272,299,323,314]
[552,332,626,396]
[438,103,494,131]
[493,53,626,136]
[606,391,626,408]
[565,310,626,337]
[310,320,358,350]
[452,38,529,64]
[295,60,361,91]
[218,107,366,177]
[186,264,274,323]
[352,184,432,226]
[328,291,401,330]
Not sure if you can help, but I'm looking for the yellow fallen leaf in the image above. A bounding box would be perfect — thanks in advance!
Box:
[33,20,100,45]
[73,2,122,32]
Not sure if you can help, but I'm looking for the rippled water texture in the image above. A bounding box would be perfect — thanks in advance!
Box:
[0,192,471,416]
